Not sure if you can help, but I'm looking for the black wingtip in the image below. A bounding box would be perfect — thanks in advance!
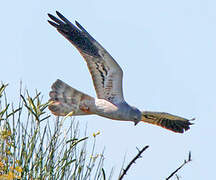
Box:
[75,20,81,27]
[48,13,56,20]
[56,11,62,17]
[190,117,196,121]
[56,11,67,22]
[75,20,85,31]
[47,20,59,28]
[48,13,55,20]
[75,20,95,41]
[47,11,100,57]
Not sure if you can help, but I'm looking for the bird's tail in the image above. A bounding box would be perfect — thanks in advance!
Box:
[141,111,194,133]
[49,79,95,116]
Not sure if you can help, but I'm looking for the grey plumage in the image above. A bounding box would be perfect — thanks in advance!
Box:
[47,11,193,133]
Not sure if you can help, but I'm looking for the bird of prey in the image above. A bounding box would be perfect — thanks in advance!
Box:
[47,11,193,133]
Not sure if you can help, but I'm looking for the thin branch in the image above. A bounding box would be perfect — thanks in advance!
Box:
[119,145,149,180]
[166,151,192,180]
[175,174,180,180]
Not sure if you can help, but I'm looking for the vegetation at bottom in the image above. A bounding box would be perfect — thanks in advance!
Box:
[0,83,111,180]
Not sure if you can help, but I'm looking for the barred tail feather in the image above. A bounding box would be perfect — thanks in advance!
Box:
[49,79,94,116]
[141,111,193,133]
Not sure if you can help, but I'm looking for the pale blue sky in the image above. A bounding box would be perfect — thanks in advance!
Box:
[1,0,215,179]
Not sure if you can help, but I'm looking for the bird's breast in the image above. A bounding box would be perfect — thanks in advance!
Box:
[94,99,132,121]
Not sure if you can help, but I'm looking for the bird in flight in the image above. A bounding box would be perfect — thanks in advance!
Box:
[47,11,193,133]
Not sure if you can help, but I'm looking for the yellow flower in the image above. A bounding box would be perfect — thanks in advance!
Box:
[93,131,100,137]
[0,161,4,168]
[7,171,15,180]
[0,129,12,139]
[0,171,15,180]
[15,166,22,173]
[63,111,74,120]
[90,154,100,161]
[6,150,12,156]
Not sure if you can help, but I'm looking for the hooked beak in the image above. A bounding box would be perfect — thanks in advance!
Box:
[134,120,139,126]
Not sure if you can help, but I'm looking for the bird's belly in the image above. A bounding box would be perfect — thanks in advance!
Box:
[97,111,125,121]
[94,99,129,121]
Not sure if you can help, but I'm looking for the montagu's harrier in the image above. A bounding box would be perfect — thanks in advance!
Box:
[48,11,193,133]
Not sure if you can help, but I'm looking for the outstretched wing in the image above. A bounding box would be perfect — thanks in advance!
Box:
[48,11,124,104]
[141,111,194,133]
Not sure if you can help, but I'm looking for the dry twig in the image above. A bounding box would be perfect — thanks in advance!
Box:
[119,145,149,180]
[166,151,192,180]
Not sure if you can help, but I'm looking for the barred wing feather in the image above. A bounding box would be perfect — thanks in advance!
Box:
[48,11,124,104]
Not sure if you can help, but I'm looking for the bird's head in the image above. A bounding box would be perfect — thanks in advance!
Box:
[130,106,142,125]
